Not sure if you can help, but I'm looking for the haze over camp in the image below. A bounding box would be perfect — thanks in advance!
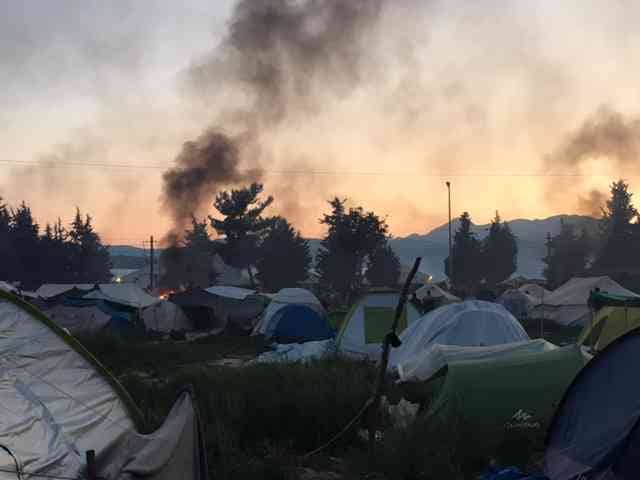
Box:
[3,1,640,480]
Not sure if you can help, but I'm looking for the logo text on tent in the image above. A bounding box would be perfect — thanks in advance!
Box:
[505,409,540,430]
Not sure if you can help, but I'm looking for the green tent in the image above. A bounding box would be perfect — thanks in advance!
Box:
[578,306,640,353]
[413,345,588,453]
[588,291,640,310]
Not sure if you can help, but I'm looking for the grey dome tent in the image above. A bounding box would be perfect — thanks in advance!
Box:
[0,290,208,480]
[545,328,640,480]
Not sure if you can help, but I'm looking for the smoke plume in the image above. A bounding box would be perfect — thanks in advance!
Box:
[162,129,262,239]
[545,107,640,216]
[161,0,387,238]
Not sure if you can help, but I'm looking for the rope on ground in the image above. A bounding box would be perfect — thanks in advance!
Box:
[303,397,374,459]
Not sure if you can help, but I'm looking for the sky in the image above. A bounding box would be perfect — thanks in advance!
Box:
[2,0,640,245]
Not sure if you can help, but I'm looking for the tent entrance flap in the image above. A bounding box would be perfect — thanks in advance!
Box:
[364,307,406,344]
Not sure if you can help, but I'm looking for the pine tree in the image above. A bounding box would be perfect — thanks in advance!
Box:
[316,198,389,304]
[444,212,483,294]
[593,180,640,272]
[11,202,40,288]
[256,217,311,291]
[366,244,401,287]
[542,219,589,289]
[0,198,19,282]
[209,183,274,287]
[183,217,217,288]
[481,212,518,287]
[68,208,111,283]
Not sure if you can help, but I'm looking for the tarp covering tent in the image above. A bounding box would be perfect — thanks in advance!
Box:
[336,291,422,359]
[170,289,226,332]
[529,276,640,327]
[519,283,551,300]
[142,300,194,333]
[58,296,134,332]
[414,284,460,303]
[389,301,529,369]
[36,283,96,300]
[545,329,640,480]
[46,304,111,334]
[497,289,541,319]
[252,288,324,336]
[263,304,334,343]
[420,345,587,455]
[205,286,256,300]
[84,283,160,309]
[0,290,208,480]
[393,339,557,383]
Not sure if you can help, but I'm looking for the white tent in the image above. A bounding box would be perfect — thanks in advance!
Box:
[336,291,422,359]
[142,300,194,332]
[211,254,253,287]
[0,281,17,293]
[529,276,640,327]
[0,290,208,480]
[393,339,557,383]
[46,304,111,334]
[84,283,160,309]
[497,288,541,319]
[205,285,256,300]
[389,300,530,368]
[414,284,460,303]
[518,283,551,300]
[36,283,95,299]
[252,288,324,336]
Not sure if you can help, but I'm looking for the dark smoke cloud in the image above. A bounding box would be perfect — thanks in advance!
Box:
[163,0,387,237]
[545,106,640,216]
[162,129,262,239]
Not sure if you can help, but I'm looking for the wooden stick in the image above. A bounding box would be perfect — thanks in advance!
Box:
[368,257,422,463]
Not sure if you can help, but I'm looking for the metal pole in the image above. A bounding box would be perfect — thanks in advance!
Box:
[86,450,97,480]
[446,182,453,285]
[150,235,155,291]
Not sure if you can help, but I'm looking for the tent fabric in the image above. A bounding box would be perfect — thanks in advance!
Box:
[545,329,640,480]
[211,254,252,287]
[518,283,551,300]
[588,290,640,310]
[36,283,96,299]
[394,339,558,383]
[336,292,422,359]
[578,306,640,353]
[252,288,324,336]
[414,284,460,303]
[389,301,530,369]
[45,304,112,334]
[98,391,208,480]
[84,284,160,309]
[142,301,194,333]
[205,286,256,300]
[497,289,540,319]
[530,276,640,327]
[0,290,141,479]
[0,281,17,293]
[264,304,334,343]
[423,345,587,456]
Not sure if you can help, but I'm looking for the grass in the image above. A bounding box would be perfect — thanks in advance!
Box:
[78,333,545,479]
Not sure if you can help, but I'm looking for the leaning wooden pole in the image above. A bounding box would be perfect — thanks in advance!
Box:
[368,257,422,464]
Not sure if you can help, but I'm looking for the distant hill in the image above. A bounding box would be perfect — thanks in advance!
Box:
[108,215,600,281]
[389,215,599,281]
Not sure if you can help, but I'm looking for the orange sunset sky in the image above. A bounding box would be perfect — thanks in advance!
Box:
[2,0,640,245]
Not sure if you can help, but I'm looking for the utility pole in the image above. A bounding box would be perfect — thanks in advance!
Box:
[150,235,155,292]
[446,181,453,286]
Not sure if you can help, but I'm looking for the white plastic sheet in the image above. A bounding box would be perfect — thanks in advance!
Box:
[389,300,529,369]
[394,339,557,382]
[252,339,336,364]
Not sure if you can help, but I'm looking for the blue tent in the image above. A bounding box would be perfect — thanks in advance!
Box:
[545,328,640,479]
[265,304,334,344]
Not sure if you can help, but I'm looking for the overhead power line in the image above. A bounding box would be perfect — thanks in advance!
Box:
[0,159,633,177]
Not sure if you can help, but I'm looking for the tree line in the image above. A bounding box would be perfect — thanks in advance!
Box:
[543,180,640,289]
[0,199,111,289]
[161,183,400,299]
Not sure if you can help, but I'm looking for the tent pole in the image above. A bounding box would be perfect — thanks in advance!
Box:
[86,450,97,480]
[368,257,422,465]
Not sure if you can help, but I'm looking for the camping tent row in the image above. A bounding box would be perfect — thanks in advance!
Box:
[0,290,208,480]
[528,276,640,327]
